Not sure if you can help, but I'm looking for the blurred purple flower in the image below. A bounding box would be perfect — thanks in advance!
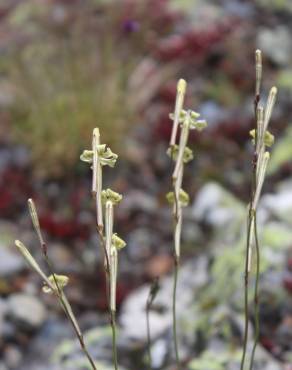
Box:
[122,19,140,33]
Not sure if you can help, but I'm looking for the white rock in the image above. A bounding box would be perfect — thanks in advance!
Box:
[0,246,25,277]
[151,338,168,369]
[120,191,157,213]
[120,256,208,342]
[257,26,292,66]
[7,294,47,330]
[261,185,292,225]
[4,345,22,369]
[192,182,245,239]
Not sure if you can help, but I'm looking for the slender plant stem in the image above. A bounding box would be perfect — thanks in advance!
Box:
[171,115,189,369]
[99,230,119,370]
[91,130,122,370]
[240,211,253,370]
[104,202,119,370]
[249,214,260,370]
[146,298,153,370]
[92,128,111,309]
[241,88,261,370]
[247,93,261,370]
[60,292,97,370]
[145,277,159,370]
[59,295,97,370]
[97,225,110,274]
[110,310,118,370]
[241,162,257,370]
[96,225,111,306]
[97,214,119,370]
[173,255,180,369]
[43,249,97,370]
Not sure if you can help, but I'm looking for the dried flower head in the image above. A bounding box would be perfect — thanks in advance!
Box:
[80,145,118,167]
[169,109,198,123]
[80,150,94,163]
[167,145,194,163]
[249,129,274,147]
[190,119,207,131]
[169,109,207,131]
[101,189,123,205]
[112,233,126,250]
[42,274,69,294]
[166,189,190,207]
[169,110,185,122]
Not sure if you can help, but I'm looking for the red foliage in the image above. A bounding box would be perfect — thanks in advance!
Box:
[283,272,292,294]
[39,213,90,240]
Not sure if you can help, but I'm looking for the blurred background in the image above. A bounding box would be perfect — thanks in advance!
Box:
[0,0,291,369]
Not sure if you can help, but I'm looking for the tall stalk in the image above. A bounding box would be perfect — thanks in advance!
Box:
[81,130,126,370]
[110,310,118,370]
[171,112,188,368]
[172,257,180,366]
[240,50,277,370]
[241,208,255,370]
[167,79,207,368]
[106,198,118,370]
[91,128,110,279]
[249,214,260,370]
[146,298,152,369]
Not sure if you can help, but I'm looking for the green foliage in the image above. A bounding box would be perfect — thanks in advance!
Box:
[277,69,292,90]
[188,349,242,370]
[199,239,246,307]
[262,222,292,249]
[170,0,212,12]
[200,219,290,307]
[256,0,292,11]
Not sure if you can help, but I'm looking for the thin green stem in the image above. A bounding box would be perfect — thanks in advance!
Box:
[146,298,153,370]
[145,277,159,370]
[173,256,180,369]
[110,310,119,370]
[241,90,260,370]
[240,212,253,370]
[43,251,97,370]
[249,214,260,370]
[96,225,111,308]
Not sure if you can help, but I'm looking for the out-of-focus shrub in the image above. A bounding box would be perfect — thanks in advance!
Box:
[5,1,134,177]
[1,0,239,177]
[2,0,181,177]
